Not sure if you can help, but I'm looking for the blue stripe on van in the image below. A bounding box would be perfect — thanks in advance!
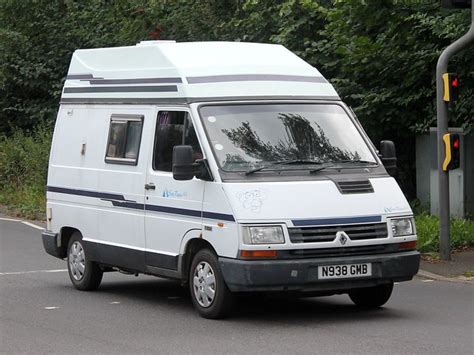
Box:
[47,186,235,222]
[202,211,236,222]
[47,186,125,201]
[63,85,178,94]
[186,74,328,84]
[146,203,202,218]
[292,215,382,227]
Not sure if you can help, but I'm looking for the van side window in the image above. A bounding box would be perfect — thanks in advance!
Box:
[105,115,144,165]
[153,111,203,172]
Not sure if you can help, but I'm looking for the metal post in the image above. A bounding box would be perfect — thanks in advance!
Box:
[436,2,474,260]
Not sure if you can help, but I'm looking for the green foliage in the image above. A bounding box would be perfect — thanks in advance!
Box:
[0,0,152,132]
[315,0,473,136]
[415,212,474,253]
[1,0,472,135]
[141,0,239,41]
[0,123,52,218]
[310,1,473,197]
[0,0,473,203]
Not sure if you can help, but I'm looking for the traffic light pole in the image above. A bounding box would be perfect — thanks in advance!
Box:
[436,2,473,260]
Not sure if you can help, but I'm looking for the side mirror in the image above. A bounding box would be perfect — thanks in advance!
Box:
[172,145,194,181]
[172,145,213,181]
[380,140,397,177]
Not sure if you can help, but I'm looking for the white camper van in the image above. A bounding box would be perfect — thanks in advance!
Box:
[42,41,419,318]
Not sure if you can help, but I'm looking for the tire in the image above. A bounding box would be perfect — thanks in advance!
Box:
[67,232,103,291]
[189,249,235,319]
[348,282,394,308]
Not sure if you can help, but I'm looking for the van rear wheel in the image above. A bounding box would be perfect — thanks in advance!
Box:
[189,249,235,319]
[67,232,103,291]
[348,282,393,308]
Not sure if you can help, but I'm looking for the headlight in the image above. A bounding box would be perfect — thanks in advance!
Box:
[243,226,285,244]
[390,218,414,237]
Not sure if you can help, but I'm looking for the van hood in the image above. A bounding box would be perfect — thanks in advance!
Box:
[222,177,411,224]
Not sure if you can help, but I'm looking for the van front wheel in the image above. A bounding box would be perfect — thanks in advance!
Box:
[348,282,393,308]
[189,249,234,319]
[67,232,103,291]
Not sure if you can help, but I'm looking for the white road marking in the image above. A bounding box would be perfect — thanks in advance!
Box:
[110,301,121,304]
[21,221,44,230]
[422,279,434,283]
[0,269,67,276]
[0,216,44,230]
[44,306,60,310]
[0,217,20,222]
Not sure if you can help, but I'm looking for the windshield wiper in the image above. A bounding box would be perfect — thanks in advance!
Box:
[245,159,376,175]
[331,159,377,165]
[309,163,335,174]
[245,159,324,176]
[309,159,376,174]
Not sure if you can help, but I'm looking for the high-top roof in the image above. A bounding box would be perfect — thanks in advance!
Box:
[61,41,339,104]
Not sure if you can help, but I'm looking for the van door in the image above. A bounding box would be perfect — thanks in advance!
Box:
[144,110,205,271]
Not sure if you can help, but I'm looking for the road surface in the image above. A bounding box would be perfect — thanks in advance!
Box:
[1,218,473,354]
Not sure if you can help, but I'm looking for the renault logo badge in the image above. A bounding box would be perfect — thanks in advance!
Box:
[336,231,349,245]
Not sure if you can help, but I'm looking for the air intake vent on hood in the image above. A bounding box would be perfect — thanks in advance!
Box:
[335,180,374,194]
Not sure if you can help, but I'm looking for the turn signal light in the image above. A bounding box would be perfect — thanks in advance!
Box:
[240,250,278,259]
[399,241,417,250]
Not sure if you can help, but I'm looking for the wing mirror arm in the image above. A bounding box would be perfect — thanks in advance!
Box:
[194,159,213,181]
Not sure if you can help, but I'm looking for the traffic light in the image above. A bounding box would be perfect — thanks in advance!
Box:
[442,133,461,171]
[442,73,459,102]
[441,0,472,8]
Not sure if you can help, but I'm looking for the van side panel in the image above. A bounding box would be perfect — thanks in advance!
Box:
[47,105,152,270]
[200,183,239,258]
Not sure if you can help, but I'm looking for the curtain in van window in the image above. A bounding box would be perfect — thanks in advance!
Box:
[158,111,171,125]
[124,121,142,159]
[107,122,127,158]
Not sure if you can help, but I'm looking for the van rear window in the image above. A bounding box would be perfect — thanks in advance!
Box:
[105,115,144,165]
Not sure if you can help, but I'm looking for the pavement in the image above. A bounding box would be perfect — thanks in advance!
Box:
[1,216,473,354]
[420,250,474,280]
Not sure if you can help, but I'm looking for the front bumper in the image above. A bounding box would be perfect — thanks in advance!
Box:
[219,250,420,292]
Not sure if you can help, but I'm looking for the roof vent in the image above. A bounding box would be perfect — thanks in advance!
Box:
[335,180,374,194]
[137,40,176,46]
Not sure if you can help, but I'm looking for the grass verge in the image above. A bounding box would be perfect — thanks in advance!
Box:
[415,212,474,253]
[0,124,51,220]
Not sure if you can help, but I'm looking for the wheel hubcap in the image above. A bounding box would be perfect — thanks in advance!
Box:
[69,241,86,281]
[192,261,216,308]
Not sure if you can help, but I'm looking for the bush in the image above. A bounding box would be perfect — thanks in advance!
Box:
[415,212,474,253]
[0,123,52,218]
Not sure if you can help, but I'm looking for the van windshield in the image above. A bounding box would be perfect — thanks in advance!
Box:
[200,104,377,173]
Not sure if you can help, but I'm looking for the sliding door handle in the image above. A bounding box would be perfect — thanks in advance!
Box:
[145,183,156,190]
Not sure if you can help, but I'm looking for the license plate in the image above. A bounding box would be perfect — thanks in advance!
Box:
[318,263,372,279]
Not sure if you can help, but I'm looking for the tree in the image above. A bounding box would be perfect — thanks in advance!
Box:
[1,0,472,198]
[0,0,151,132]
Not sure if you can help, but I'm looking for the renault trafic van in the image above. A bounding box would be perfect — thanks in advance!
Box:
[42,41,420,318]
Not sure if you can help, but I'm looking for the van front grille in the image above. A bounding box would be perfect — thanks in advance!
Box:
[335,180,374,194]
[289,222,388,244]
[286,243,398,258]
